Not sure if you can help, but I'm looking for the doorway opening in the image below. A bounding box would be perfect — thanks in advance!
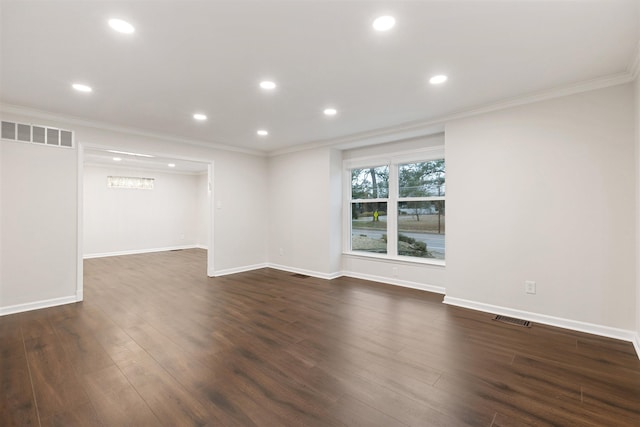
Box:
[76,145,214,301]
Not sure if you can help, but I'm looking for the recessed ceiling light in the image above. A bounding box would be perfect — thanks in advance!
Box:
[323,108,337,116]
[113,157,122,161]
[72,83,92,93]
[168,163,176,168]
[108,18,135,34]
[429,75,448,85]
[259,81,276,90]
[373,15,395,31]
[257,130,268,136]
[193,113,207,121]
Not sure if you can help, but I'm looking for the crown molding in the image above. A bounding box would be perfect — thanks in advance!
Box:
[2,69,633,160]
[269,71,634,157]
[0,103,266,157]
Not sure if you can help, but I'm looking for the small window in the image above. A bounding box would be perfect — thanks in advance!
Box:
[107,176,155,190]
[60,130,73,147]
[46,128,59,145]
[1,121,16,140]
[32,126,46,143]
[17,124,31,142]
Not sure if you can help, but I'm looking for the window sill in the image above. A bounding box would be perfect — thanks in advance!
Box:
[342,251,446,267]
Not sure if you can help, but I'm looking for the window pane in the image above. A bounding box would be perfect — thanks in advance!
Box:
[32,126,46,143]
[351,201,387,254]
[107,176,155,190]
[398,201,445,259]
[399,160,445,197]
[46,128,59,145]
[2,121,16,140]
[351,165,389,199]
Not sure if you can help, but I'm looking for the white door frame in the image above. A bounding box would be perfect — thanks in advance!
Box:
[76,142,215,301]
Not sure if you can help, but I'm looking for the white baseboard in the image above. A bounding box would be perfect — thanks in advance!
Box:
[213,263,269,277]
[443,296,638,357]
[0,295,80,316]
[83,244,201,259]
[342,270,445,295]
[267,263,342,280]
[195,244,208,250]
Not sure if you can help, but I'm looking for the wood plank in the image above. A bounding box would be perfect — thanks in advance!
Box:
[23,333,92,421]
[2,248,639,426]
[0,351,39,426]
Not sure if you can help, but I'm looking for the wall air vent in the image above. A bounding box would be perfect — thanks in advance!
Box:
[1,121,74,148]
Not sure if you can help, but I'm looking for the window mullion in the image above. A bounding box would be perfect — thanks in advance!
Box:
[398,196,445,202]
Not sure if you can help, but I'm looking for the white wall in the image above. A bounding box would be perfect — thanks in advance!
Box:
[267,147,342,277]
[445,84,636,332]
[328,148,343,274]
[0,109,268,313]
[0,140,3,308]
[635,76,640,350]
[196,172,209,248]
[1,140,78,311]
[83,165,205,257]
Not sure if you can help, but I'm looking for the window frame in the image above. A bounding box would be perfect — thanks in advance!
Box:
[343,146,445,266]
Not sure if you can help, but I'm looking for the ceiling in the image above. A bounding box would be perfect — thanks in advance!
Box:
[84,148,209,174]
[1,1,638,154]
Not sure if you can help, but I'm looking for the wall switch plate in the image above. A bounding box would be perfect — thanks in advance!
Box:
[525,280,536,294]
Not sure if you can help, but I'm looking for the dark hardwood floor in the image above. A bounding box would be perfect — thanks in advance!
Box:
[2,249,639,426]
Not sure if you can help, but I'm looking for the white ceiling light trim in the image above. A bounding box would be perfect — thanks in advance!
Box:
[324,108,338,116]
[72,83,92,93]
[257,129,268,136]
[429,75,448,85]
[193,113,207,121]
[108,18,135,34]
[168,163,176,168]
[372,15,395,31]
[113,157,122,161]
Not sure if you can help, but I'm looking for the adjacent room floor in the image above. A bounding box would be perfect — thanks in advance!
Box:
[1,249,639,426]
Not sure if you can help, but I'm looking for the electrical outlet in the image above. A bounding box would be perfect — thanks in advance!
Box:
[525,280,536,294]
[392,267,398,277]
[279,247,284,256]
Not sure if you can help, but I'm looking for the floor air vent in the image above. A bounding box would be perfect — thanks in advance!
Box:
[291,273,310,279]
[493,315,531,327]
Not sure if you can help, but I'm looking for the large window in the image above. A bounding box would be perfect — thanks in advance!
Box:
[346,151,445,261]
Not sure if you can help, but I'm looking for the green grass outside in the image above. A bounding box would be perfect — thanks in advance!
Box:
[353,215,445,234]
